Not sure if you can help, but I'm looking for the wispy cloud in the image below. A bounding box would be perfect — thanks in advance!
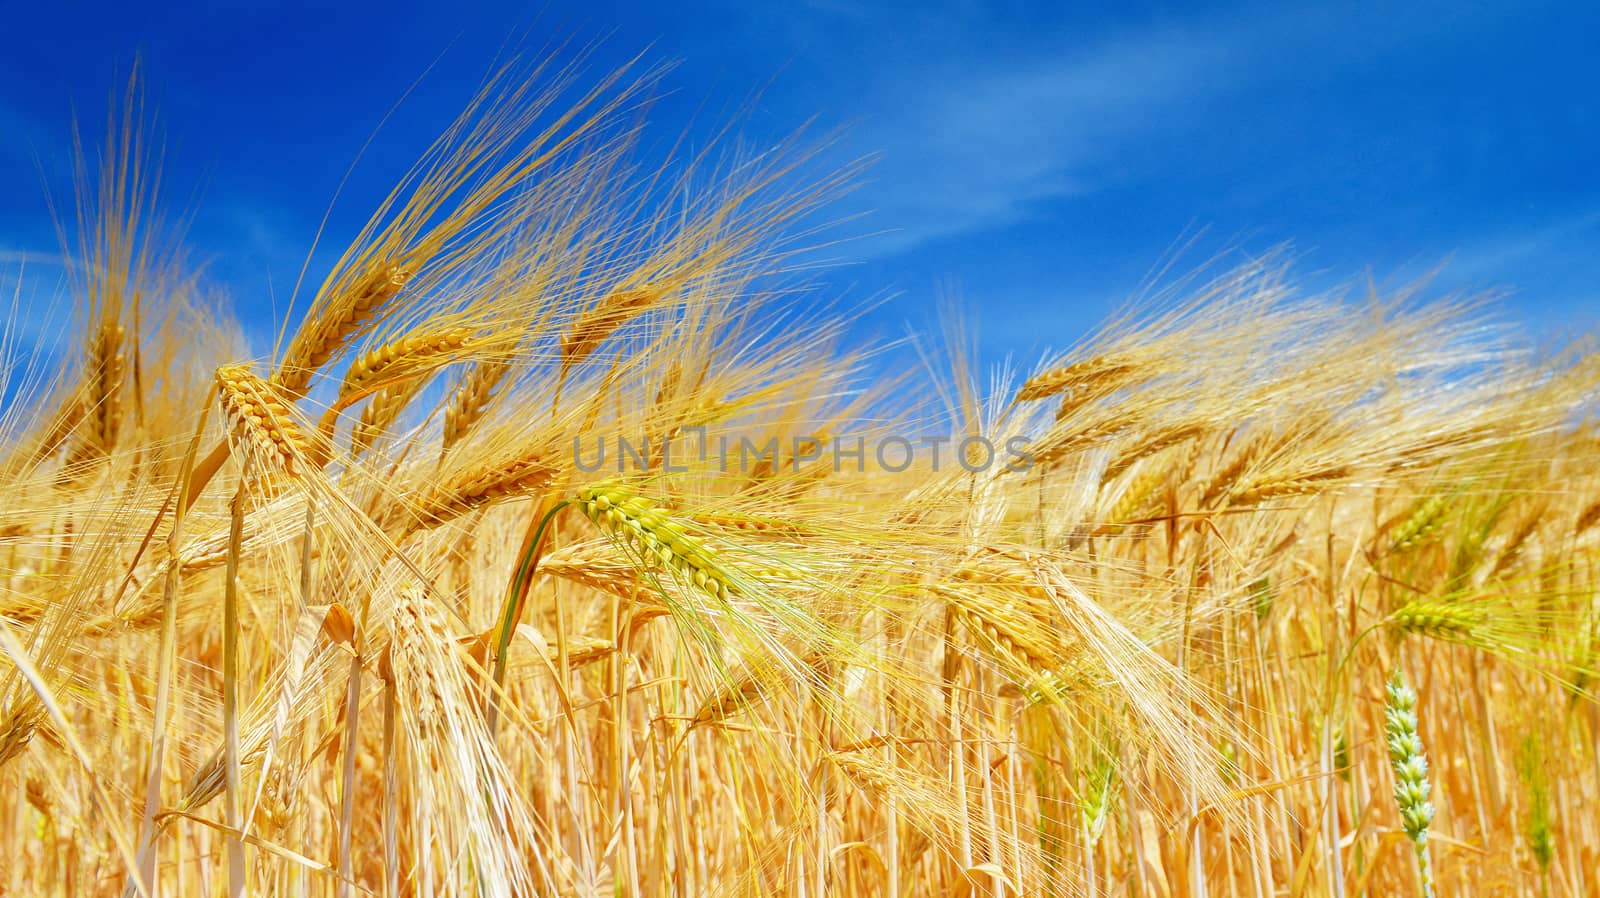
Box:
[850,29,1234,252]
[1426,208,1600,333]
[1442,208,1600,282]
[0,252,75,360]
[812,2,1521,257]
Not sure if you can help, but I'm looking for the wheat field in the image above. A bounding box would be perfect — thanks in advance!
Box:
[2,60,1599,898]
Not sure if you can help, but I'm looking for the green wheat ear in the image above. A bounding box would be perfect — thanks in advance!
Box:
[1249,575,1273,620]
[1217,740,1241,786]
[1388,487,1458,555]
[1385,600,1482,640]
[1332,725,1351,781]
[1079,754,1116,846]
[1385,670,1436,897]
[1517,734,1554,876]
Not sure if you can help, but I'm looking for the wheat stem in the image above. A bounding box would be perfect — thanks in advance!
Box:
[486,498,569,736]
[222,482,247,898]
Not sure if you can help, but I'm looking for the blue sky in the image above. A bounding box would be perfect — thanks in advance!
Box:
[2,1,1597,368]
